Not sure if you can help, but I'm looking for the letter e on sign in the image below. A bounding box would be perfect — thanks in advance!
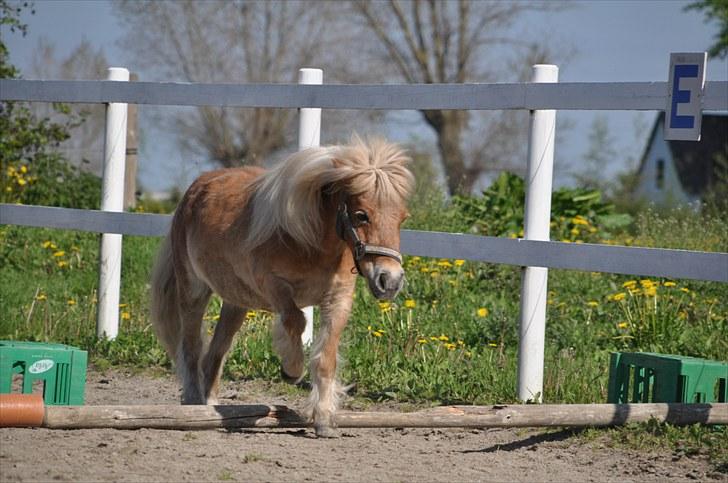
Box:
[665,52,707,141]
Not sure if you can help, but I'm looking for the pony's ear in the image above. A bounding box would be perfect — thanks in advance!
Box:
[321,182,342,199]
[330,157,346,169]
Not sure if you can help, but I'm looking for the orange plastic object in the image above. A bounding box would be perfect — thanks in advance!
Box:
[0,393,45,427]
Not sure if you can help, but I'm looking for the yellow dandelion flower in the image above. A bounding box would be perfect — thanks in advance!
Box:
[663,281,677,287]
[372,331,383,338]
[246,310,257,318]
[644,287,657,297]
[378,301,392,312]
[587,301,599,307]
[35,294,47,301]
[640,279,655,288]
[118,303,128,308]
[120,312,131,320]
[417,338,428,344]
[570,227,580,236]
[20,165,28,173]
[56,260,68,268]
[458,340,465,346]
[437,260,453,268]
[42,241,53,249]
[617,322,628,329]
[572,216,589,226]
[420,267,430,273]
[430,270,440,278]
[444,343,456,350]
[622,280,637,288]
[438,334,449,341]
[430,336,438,341]
[680,287,690,293]
[488,342,498,347]
[454,259,465,266]
[477,307,488,317]
[17,178,26,186]
[67,299,76,306]
[53,250,65,257]
[404,299,416,309]
[611,292,626,302]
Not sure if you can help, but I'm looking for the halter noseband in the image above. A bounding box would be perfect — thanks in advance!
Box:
[335,202,403,275]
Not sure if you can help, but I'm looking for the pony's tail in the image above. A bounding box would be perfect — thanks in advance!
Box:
[150,234,181,360]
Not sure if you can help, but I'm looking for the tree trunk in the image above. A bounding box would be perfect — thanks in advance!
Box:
[423,109,473,195]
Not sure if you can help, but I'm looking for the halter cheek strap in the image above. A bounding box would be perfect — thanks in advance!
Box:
[335,203,403,275]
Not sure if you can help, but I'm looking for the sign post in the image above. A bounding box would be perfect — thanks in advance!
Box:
[665,52,707,141]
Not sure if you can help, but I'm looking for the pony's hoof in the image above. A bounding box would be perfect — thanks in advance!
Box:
[314,424,339,438]
[280,368,304,385]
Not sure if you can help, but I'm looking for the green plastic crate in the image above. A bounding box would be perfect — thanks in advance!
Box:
[0,340,87,405]
[608,352,727,404]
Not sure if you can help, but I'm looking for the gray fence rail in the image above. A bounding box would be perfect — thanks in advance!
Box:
[2,204,726,283]
[2,79,728,111]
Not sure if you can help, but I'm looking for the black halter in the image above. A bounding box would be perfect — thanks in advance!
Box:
[335,202,403,275]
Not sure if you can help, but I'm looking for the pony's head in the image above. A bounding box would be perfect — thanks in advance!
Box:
[247,136,414,300]
[328,138,413,299]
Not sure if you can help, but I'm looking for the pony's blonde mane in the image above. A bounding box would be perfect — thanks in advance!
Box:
[246,136,414,252]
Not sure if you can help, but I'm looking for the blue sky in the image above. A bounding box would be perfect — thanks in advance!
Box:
[4,0,727,191]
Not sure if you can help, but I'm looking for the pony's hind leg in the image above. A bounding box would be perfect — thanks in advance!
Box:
[201,302,247,404]
[176,278,212,405]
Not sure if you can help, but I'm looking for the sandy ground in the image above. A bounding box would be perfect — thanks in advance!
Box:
[0,367,724,483]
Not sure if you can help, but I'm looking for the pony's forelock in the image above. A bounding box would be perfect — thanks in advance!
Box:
[245,137,413,252]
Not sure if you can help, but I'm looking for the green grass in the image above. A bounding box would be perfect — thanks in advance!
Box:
[1,202,726,468]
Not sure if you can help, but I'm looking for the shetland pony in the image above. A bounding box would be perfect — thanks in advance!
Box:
[150,137,414,437]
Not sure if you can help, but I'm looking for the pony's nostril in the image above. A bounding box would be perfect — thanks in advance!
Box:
[376,272,389,292]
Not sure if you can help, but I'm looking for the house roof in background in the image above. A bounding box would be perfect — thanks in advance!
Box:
[639,113,728,196]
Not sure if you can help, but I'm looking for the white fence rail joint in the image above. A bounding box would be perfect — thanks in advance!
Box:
[2,204,726,284]
[2,79,727,111]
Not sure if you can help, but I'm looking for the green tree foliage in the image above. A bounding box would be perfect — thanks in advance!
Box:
[686,0,728,58]
[0,0,101,209]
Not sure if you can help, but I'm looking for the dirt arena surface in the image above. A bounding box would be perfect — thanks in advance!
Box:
[0,368,723,482]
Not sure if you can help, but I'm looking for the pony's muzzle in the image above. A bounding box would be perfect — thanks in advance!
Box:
[370,265,405,300]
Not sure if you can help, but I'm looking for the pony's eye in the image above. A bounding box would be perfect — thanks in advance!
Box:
[353,210,369,225]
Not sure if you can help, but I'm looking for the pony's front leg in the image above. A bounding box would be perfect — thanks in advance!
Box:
[265,276,306,383]
[307,276,356,438]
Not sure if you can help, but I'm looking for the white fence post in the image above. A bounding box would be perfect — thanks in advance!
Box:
[517,64,559,402]
[96,67,130,340]
[298,68,323,346]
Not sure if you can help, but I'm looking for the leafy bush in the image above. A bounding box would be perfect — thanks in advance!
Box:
[451,172,632,242]
[1,102,101,209]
